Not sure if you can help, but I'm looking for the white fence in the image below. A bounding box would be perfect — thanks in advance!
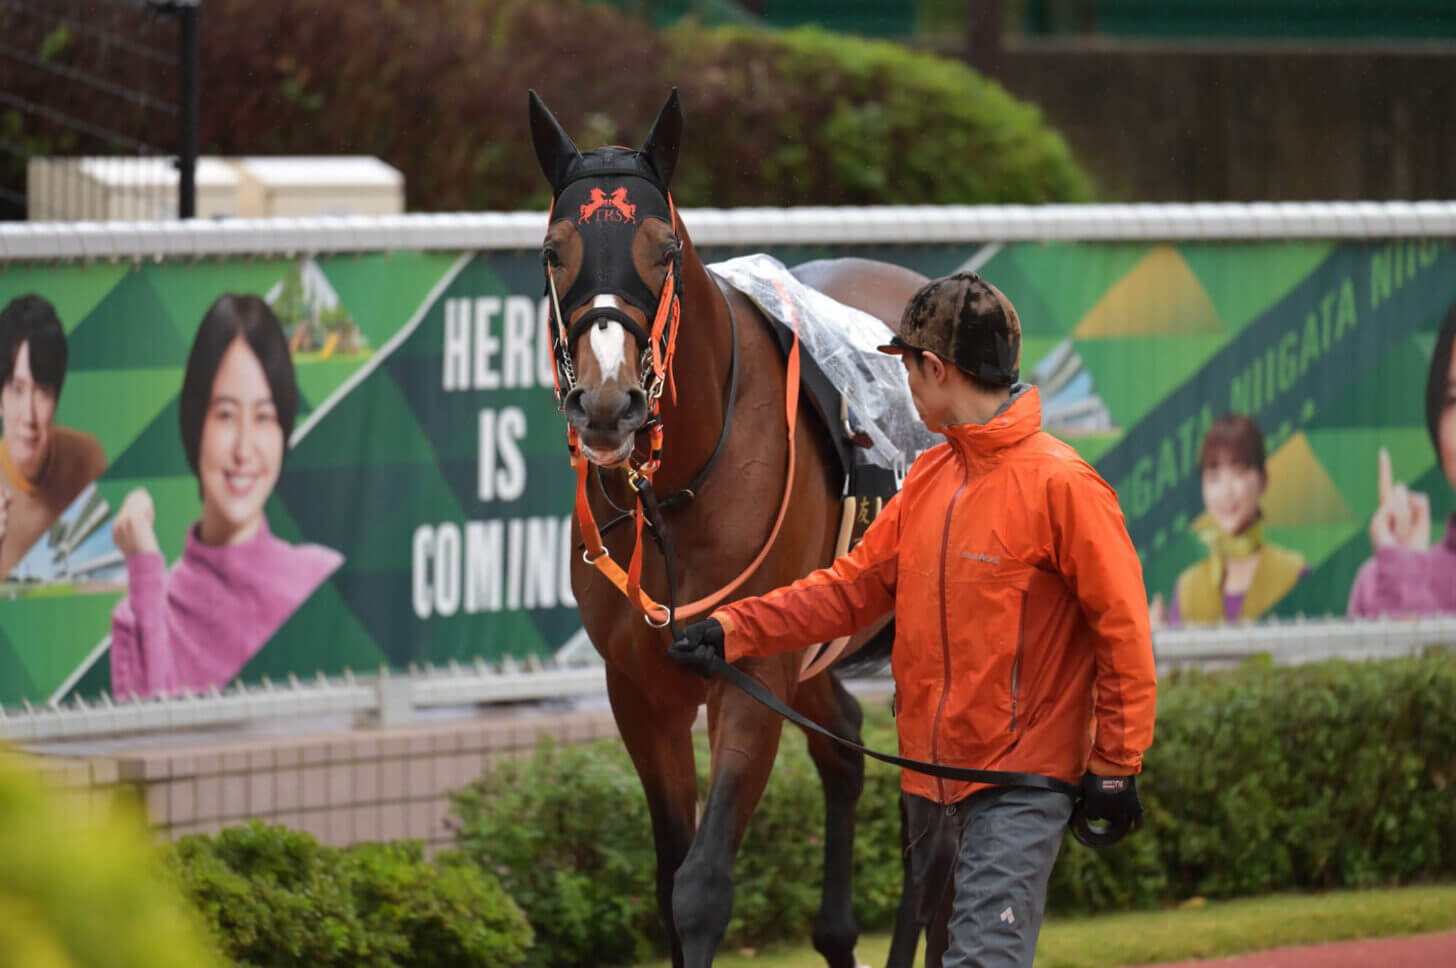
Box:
[3,201,1456,262]
[3,617,1451,744]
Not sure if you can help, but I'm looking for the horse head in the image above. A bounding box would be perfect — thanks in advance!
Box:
[529,88,683,466]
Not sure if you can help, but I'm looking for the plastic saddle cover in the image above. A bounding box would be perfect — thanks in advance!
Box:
[708,253,941,474]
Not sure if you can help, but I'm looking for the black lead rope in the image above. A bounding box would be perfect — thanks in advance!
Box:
[630,474,1082,798]
[603,270,1119,847]
[632,461,1137,847]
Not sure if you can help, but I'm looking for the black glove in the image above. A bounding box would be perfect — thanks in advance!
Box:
[667,619,725,678]
[1069,772,1143,848]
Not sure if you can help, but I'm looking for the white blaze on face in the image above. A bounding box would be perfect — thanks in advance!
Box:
[586,294,629,382]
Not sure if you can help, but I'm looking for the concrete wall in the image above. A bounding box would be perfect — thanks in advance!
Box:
[14,707,640,853]
[994,44,1456,202]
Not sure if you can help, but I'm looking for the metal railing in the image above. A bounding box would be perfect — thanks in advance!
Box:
[2,616,1451,744]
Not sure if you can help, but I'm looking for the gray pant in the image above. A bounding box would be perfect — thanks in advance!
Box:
[907,785,1074,968]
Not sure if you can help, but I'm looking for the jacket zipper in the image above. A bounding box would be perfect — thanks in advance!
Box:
[1010,590,1027,732]
[928,460,969,803]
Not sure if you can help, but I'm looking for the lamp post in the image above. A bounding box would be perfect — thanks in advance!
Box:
[146,1,200,219]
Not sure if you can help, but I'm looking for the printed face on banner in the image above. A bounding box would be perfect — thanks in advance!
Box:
[1,342,58,478]
[1440,344,1456,489]
[1201,460,1265,538]
[197,338,285,546]
[5,239,1456,712]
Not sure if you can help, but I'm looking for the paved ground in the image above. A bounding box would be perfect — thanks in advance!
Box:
[1139,930,1456,967]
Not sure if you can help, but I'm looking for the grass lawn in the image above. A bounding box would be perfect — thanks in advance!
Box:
[635,883,1456,968]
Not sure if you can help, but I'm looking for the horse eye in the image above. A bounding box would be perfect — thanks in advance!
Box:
[660,242,681,265]
[542,244,561,268]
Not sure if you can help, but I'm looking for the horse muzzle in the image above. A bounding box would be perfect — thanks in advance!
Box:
[564,384,649,464]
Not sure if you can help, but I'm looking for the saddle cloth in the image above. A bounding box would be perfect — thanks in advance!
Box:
[710,254,933,679]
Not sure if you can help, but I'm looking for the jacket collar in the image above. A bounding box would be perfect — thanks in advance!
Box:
[940,383,1042,462]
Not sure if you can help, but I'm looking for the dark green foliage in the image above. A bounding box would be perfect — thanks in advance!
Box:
[450,653,1456,963]
[450,740,661,968]
[1124,649,1456,901]
[167,821,532,968]
[187,1,1090,213]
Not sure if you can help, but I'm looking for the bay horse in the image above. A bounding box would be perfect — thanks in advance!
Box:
[529,88,932,968]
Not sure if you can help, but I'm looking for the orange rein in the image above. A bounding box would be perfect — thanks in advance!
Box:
[571,262,803,628]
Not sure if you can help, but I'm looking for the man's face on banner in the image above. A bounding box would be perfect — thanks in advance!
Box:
[1,341,58,479]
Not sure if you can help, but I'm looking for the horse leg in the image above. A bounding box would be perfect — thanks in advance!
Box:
[607,666,700,968]
[672,674,789,968]
[794,671,867,968]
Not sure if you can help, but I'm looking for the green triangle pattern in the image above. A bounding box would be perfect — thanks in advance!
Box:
[103,398,191,480]
[1308,332,1433,431]
[144,260,301,349]
[53,367,181,465]
[996,241,1151,337]
[294,355,376,414]
[318,251,464,351]
[0,624,39,707]
[66,272,190,370]
[390,257,506,361]
[1074,335,1227,430]
[237,579,385,684]
[0,593,121,704]
[1180,241,1334,333]
[0,262,129,334]
[1302,428,1437,526]
[285,368,440,470]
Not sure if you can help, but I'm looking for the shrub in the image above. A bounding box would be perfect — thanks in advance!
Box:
[451,652,1456,961]
[0,753,224,968]
[168,821,532,967]
[450,738,661,968]
[179,0,1089,212]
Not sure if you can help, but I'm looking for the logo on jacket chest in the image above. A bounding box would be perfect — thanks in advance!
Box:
[961,551,1002,565]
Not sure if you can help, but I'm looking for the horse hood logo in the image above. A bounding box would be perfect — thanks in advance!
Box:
[579,186,637,224]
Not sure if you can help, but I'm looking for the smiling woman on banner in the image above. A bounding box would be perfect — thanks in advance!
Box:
[1154,413,1307,626]
[1348,301,1456,617]
[108,295,342,699]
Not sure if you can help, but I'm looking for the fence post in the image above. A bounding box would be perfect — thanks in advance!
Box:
[177,1,200,218]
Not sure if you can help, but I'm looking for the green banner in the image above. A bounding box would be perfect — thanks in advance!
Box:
[0,237,1451,708]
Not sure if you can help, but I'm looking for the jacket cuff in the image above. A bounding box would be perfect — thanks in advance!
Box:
[713,610,747,662]
[1087,752,1142,776]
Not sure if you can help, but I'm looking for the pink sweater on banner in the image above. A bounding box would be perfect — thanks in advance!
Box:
[109,521,343,699]
[1347,515,1456,619]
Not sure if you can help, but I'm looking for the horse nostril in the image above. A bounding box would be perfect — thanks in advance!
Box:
[563,388,588,428]
[618,388,648,430]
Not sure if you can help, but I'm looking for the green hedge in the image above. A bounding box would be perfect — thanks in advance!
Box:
[167,822,532,968]
[0,754,224,968]
[171,0,1090,212]
[450,652,1456,964]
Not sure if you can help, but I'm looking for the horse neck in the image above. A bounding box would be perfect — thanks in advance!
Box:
[653,225,733,491]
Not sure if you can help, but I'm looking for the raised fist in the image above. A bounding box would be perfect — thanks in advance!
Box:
[111,488,160,559]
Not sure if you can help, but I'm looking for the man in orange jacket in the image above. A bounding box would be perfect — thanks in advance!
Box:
[670,271,1157,967]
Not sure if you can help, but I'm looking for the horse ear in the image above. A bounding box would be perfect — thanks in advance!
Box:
[640,87,682,190]
[528,89,582,195]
